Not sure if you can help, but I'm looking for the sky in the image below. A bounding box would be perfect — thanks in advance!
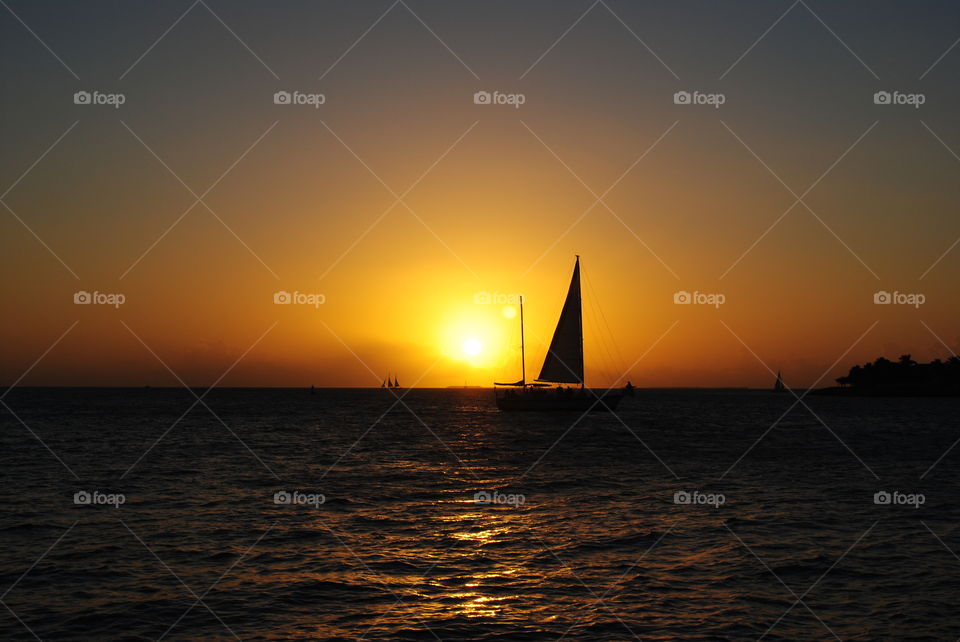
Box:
[1,0,959,388]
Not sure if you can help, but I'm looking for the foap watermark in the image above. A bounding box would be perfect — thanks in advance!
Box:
[873,490,925,509]
[273,90,326,108]
[474,291,522,305]
[473,90,525,109]
[273,490,325,508]
[874,290,925,308]
[274,290,325,308]
[674,490,725,508]
[74,490,125,508]
[74,290,125,308]
[674,290,725,308]
[873,90,925,108]
[474,490,525,507]
[674,90,725,108]
[74,90,126,108]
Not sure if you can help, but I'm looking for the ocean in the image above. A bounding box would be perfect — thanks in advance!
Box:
[1,387,957,640]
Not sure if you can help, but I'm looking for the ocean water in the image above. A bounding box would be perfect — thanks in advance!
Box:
[1,388,958,640]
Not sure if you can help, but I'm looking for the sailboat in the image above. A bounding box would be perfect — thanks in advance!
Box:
[382,374,400,388]
[494,256,623,411]
[773,371,786,392]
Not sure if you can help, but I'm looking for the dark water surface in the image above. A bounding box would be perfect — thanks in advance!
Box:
[1,388,958,640]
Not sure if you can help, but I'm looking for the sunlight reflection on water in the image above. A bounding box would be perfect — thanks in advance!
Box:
[1,388,958,639]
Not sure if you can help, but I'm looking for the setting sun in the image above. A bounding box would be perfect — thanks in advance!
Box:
[3,3,960,640]
[463,338,482,356]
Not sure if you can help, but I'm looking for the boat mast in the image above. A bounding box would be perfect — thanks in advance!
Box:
[576,255,584,390]
[520,295,526,387]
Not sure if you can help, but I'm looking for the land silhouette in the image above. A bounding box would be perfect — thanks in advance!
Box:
[818,354,960,396]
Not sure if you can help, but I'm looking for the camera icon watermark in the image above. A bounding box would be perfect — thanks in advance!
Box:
[74,290,126,308]
[273,490,325,508]
[873,490,924,508]
[873,90,924,108]
[673,290,725,308]
[873,290,925,308]
[673,90,725,108]
[74,490,125,508]
[474,490,525,507]
[273,90,326,108]
[274,290,325,308]
[673,490,725,508]
[73,90,126,109]
[473,90,526,109]
[474,291,522,305]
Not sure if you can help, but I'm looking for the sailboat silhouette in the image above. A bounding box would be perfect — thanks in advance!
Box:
[773,371,786,392]
[382,374,400,389]
[494,256,623,411]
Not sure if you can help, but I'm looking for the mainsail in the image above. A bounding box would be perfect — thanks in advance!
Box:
[536,257,584,384]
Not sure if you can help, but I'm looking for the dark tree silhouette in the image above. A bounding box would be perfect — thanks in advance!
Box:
[836,354,960,394]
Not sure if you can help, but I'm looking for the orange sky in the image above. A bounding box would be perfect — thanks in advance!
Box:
[1,2,958,388]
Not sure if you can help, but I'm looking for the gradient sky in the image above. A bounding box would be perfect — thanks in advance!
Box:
[2,0,959,387]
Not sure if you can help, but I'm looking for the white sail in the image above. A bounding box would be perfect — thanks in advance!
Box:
[536,257,584,384]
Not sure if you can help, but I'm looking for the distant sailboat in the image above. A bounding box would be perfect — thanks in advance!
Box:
[382,374,399,389]
[774,370,786,392]
[494,256,623,411]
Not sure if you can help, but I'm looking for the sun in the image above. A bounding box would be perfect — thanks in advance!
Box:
[462,338,482,356]
[438,305,507,368]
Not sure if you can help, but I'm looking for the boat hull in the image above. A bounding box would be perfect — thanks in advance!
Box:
[495,389,624,412]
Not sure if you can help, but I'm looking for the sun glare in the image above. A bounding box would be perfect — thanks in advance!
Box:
[437,303,512,371]
[463,338,482,356]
